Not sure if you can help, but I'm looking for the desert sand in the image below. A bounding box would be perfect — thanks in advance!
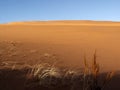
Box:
[1,20,120,90]
[0,20,120,71]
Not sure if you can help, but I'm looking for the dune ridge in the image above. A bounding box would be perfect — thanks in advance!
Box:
[1,20,120,26]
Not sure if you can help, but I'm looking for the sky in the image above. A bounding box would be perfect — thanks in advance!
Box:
[0,0,120,23]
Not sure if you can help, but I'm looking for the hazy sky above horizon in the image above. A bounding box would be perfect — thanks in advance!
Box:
[0,0,120,23]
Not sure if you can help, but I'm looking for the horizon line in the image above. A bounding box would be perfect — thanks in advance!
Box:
[1,19,120,24]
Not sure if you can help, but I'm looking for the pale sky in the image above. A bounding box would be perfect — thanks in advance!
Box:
[0,0,120,23]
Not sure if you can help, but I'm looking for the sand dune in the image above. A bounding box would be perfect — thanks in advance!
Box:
[0,20,120,72]
[1,20,120,90]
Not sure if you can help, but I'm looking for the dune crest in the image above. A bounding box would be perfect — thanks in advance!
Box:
[1,20,120,26]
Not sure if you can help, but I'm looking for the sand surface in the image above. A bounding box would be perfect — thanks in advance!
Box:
[0,20,120,72]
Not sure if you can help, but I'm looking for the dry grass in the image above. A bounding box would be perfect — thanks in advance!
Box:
[0,43,115,90]
[83,51,115,90]
[23,51,115,90]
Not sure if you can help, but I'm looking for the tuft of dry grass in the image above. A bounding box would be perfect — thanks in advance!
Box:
[83,51,115,90]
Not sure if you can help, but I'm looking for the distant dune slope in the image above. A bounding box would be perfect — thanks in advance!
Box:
[1,20,120,26]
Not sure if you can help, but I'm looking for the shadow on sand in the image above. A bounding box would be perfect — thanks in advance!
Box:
[0,68,120,90]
